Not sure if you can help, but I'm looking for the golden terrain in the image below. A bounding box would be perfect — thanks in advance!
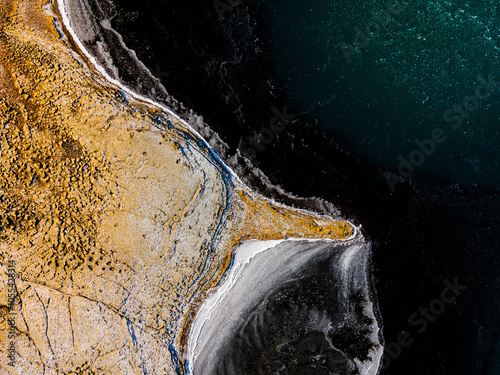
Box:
[0,0,354,373]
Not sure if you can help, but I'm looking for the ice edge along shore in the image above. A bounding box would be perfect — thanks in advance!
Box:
[54,2,367,373]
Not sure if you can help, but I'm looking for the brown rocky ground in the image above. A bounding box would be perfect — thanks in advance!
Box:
[0,0,354,373]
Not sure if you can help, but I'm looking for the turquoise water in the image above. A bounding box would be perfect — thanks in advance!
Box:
[257,0,500,185]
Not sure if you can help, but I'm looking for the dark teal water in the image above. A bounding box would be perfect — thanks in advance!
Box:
[257,0,500,185]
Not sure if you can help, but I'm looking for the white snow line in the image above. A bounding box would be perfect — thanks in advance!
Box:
[55,0,358,230]
[186,239,284,372]
[56,0,245,183]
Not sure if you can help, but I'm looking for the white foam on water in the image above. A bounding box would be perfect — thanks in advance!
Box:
[343,247,384,375]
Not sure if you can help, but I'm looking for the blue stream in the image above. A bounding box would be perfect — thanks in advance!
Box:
[156,116,234,374]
